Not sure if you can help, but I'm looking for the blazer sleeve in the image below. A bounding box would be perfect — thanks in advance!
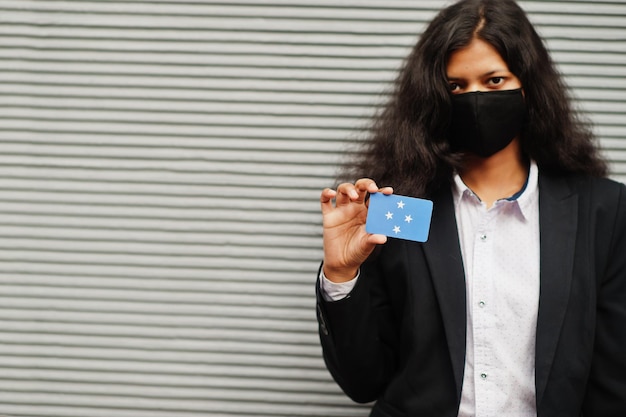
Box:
[316,255,401,404]
[583,181,626,415]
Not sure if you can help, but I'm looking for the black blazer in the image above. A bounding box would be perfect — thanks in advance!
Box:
[317,173,626,417]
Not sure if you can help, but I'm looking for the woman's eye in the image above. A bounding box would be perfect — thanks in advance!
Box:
[449,83,461,92]
[489,77,504,85]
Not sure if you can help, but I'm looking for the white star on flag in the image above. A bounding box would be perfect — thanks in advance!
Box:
[405,215,413,223]
[393,225,401,234]
[397,200,405,209]
[385,211,393,220]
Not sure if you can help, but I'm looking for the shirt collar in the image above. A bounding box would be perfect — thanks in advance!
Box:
[452,160,539,217]
[515,160,539,217]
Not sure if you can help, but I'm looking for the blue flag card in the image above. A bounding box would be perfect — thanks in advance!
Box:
[366,193,433,242]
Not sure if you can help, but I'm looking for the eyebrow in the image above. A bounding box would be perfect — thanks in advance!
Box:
[447,69,509,80]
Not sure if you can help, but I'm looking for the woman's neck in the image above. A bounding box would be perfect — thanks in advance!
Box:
[458,139,529,208]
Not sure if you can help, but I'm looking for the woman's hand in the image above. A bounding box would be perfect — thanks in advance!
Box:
[320,178,393,282]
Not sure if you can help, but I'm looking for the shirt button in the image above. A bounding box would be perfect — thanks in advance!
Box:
[478,301,486,308]
[480,234,487,241]
[480,373,487,379]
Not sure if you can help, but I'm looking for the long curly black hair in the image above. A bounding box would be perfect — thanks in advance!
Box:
[341,0,608,197]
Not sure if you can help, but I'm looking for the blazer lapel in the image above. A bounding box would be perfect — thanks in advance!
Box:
[422,187,467,396]
[535,174,578,406]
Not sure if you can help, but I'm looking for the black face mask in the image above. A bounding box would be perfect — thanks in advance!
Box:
[448,88,526,157]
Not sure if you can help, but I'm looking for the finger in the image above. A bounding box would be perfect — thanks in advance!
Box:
[367,233,388,245]
[335,182,359,206]
[320,188,337,215]
[354,178,379,203]
[355,178,379,193]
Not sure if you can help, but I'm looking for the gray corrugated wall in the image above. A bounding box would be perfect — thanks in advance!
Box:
[0,1,623,416]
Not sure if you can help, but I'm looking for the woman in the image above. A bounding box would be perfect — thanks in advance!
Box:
[316,0,626,416]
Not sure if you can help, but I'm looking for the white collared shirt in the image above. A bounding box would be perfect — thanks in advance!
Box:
[454,161,540,417]
[321,161,540,416]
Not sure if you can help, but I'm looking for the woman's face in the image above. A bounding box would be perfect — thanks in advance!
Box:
[446,37,522,94]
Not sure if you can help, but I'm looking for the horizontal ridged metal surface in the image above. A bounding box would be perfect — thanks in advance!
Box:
[0,1,624,416]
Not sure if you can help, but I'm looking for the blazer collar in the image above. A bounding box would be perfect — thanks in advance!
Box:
[535,173,578,407]
[422,186,467,397]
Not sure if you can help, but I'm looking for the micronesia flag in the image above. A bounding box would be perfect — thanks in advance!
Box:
[366,193,433,242]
